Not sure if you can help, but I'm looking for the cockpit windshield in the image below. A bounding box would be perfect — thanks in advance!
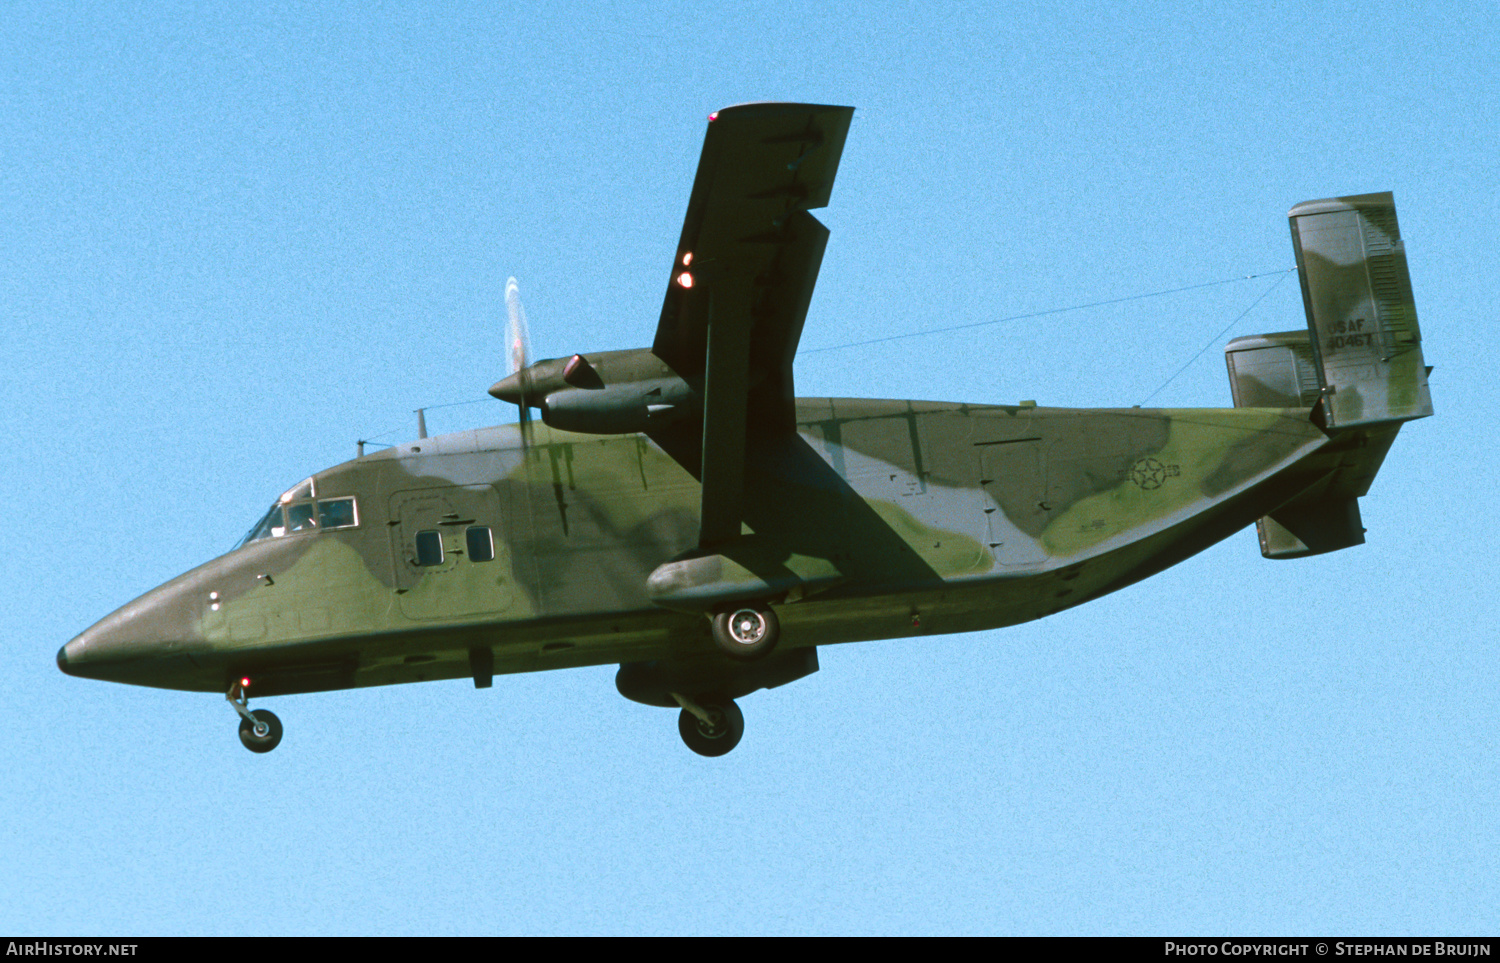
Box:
[240,501,286,546]
[236,477,359,549]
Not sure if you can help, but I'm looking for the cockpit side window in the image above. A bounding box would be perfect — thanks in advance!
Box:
[317,497,358,530]
[237,491,359,549]
[285,502,318,533]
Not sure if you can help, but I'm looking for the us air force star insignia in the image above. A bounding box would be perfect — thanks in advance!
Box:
[1129,457,1180,490]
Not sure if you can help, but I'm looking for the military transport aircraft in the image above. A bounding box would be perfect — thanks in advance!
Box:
[58,103,1433,757]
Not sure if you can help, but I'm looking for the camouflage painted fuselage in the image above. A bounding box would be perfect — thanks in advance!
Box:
[63,397,1337,696]
[55,100,1431,759]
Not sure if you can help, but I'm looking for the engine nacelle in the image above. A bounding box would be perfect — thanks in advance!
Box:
[489,347,697,435]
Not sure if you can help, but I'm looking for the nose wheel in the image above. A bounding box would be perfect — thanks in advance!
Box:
[673,693,744,757]
[238,710,283,753]
[227,680,283,754]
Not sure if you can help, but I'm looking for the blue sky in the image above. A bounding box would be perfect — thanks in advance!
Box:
[3,0,1497,935]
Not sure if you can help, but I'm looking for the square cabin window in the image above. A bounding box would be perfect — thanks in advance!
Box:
[414,530,444,566]
[466,526,494,563]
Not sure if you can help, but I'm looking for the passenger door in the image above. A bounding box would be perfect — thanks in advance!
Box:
[390,485,515,621]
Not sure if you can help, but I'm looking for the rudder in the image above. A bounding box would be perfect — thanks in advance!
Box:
[1289,191,1433,429]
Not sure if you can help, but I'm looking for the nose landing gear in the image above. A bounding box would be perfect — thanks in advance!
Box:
[227,679,283,754]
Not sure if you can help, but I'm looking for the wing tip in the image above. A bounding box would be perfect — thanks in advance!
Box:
[708,101,855,122]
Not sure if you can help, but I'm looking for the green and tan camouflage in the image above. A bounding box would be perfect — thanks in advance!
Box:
[58,104,1433,756]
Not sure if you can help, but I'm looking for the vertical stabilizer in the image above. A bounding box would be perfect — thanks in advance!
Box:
[1225,192,1431,560]
[1289,192,1433,429]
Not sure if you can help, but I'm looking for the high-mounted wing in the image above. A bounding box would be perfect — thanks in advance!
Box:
[651,102,854,547]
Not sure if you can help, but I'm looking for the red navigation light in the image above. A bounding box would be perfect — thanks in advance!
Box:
[676,272,694,289]
[240,677,251,688]
[681,251,693,266]
[708,112,718,122]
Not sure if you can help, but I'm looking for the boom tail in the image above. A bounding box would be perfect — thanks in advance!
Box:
[1225,192,1432,559]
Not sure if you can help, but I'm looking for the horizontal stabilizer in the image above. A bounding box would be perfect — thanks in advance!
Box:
[1225,330,1322,409]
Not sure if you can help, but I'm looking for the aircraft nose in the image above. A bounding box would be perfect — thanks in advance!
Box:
[57,613,206,688]
[57,635,88,676]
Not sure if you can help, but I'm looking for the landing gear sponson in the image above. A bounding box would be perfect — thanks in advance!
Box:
[616,647,818,757]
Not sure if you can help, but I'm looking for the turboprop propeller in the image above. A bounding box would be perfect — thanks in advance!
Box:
[489,279,698,438]
[504,277,534,443]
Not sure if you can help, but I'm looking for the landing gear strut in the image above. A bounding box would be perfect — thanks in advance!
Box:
[710,604,779,661]
[672,693,744,757]
[227,679,283,754]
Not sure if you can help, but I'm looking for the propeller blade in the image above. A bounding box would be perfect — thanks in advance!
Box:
[504,277,534,444]
[505,277,532,375]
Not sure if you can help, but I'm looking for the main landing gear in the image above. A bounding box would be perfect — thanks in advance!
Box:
[710,603,779,661]
[672,693,744,757]
[227,679,283,754]
[676,601,775,755]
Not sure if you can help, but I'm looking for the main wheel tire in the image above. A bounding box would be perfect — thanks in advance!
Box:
[677,699,744,757]
[238,709,283,754]
[711,605,779,661]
